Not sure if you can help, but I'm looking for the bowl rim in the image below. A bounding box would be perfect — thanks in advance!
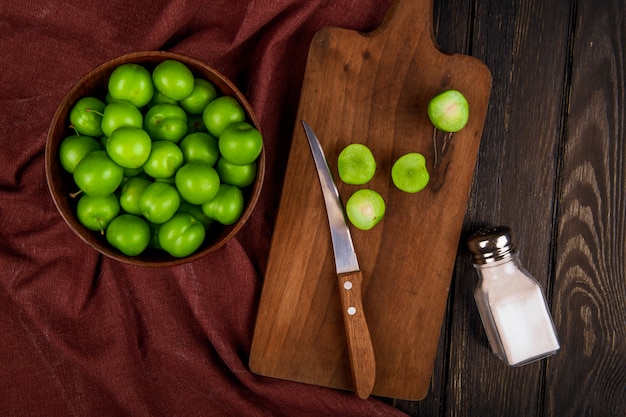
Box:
[45,51,265,267]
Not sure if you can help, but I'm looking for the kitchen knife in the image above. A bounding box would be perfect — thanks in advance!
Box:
[301,120,376,399]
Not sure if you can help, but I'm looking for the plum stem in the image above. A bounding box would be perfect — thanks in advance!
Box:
[432,128,454,169]
[97,218,106,235]
[69,124,80,137]
[87,108,104,117]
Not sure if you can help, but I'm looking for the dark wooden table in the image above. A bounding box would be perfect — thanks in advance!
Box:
[382,0,626,415]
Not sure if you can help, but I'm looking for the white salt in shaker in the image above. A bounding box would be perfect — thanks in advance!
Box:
[466,226,560,366]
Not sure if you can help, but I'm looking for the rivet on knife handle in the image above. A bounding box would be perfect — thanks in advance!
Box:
[338,270,376,399]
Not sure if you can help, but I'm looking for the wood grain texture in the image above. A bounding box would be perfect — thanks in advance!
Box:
[383,0,477,412]
[249,0,491,401]
[442,0,574,415]
[548,0,626,415]
[386,0,626,414]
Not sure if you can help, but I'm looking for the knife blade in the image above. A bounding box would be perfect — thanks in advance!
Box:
[301,120,376,399]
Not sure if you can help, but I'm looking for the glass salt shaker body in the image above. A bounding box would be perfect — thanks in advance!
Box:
[467,226,560,367]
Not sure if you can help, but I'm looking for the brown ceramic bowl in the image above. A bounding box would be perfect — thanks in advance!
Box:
[45,51,265,267]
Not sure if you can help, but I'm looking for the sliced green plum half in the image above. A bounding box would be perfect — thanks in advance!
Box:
[427,89,469,132]
[337,143,376,185]
[345,189,385,231]
[391,152,430,193]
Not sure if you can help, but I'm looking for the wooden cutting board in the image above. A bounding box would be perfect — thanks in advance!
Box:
[249,0,491,401]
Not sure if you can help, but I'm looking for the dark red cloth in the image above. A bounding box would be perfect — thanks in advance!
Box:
[0,1,408,416]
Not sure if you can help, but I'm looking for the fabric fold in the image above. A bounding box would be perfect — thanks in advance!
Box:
[0,0,407,416]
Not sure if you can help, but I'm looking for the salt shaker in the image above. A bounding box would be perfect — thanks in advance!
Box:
[466,226,560,366]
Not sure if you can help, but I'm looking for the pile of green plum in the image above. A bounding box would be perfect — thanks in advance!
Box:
[336,89,469,231]
[59,59,262,258]
[336,144,429,231]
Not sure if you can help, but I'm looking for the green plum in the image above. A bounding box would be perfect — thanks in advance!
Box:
[427,89,470,132]
[179,132,219,166]
[158,212,206,257]
[218,122,262,165]
[59,134,101,173]
[216,157,256,188]
[177,200,213,228]
[337,143,376,185]
[148,222,162,250]
[201,184,244,225]
[119,176,152,215]
[104,93,124,104]
[105,126,152,168]
[391,153,430,193]
[76,193,120,233]
[101,101,143,137]
[138,181,180,224]
[142,140,184,179]
[149,89,178,106]
[69,96,105,137]
[106,214,151,256]
[107,63,154,107]
[152,59,195,101]
[180,78,217,114]
[144,103,188,143]
[73,150,124,197]
[345,189,386,231]
[202,96,246,137]
[174,162,220,205]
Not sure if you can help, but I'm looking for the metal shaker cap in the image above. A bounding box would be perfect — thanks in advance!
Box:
[467,226,517,264]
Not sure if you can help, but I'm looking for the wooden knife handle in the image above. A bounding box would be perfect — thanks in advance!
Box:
[337,271,376,399]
